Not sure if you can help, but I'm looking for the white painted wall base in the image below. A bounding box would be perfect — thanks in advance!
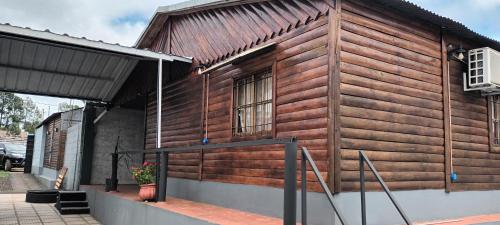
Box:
[81,186,216,225]
[164,178,500,225]
[63,125,82,190]
[33,167,58,189]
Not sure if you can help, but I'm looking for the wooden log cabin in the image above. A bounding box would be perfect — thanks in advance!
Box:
[125,0,500,201]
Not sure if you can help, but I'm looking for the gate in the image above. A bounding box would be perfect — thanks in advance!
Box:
[24,134,35,173]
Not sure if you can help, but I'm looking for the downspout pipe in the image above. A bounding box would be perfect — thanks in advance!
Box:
[157,58,163,150]
[203,72,210,145]
[156,58,168,202]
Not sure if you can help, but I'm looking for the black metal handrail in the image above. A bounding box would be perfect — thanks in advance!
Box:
[110,138,299,225]
[359,150,412,225]
[301,147,348,225]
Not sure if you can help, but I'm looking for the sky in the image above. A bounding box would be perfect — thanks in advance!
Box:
[0,0,185,118]
[409,0,500,41]
[0,0,499,118]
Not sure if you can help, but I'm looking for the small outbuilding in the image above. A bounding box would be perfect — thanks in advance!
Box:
[31,108,82,188]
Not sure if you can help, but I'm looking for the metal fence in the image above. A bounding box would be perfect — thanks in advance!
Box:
[111,138,299,225]
[301,146,348,225]
[359,150,412,225]
[110,140,411,225]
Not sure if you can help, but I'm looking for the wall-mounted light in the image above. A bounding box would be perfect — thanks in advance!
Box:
[447,44,467,63]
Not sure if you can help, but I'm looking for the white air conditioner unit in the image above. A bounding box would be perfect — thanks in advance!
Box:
[464,47,500,94]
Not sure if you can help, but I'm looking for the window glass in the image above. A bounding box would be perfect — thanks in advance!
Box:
[233,69,272,136]
[493,96,500,145]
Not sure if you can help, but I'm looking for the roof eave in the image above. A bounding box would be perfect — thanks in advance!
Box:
[135,0,269,49]
[135,0,500,54]
[134,9,162,48]
[0,23,192,63]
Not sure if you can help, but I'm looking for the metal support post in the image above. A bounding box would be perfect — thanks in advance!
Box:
[283,142,297,225]
[359,151,366,225]
[110,153,118,191]
[301,150,307,225]
[158,152,168,201]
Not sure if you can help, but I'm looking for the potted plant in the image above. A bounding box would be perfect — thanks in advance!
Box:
[131,162,156,201]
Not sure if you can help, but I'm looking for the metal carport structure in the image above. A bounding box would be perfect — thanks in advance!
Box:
[0,22,191,102]
[0,23,192,189]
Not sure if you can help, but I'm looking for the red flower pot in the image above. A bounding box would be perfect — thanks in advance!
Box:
[138,184,156,201]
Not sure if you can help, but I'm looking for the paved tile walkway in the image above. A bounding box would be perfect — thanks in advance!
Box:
[0,194,101,225]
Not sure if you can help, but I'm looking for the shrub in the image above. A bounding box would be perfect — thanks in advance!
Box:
[131,162,156,185]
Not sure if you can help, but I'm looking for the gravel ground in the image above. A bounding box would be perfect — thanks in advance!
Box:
[0,171,13,192]
[0,170,43,193]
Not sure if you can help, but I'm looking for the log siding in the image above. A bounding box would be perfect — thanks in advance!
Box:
[338,0,444,191]
[445,36,500,191]
[145,4,331,190]
[42,116,65,170]
[145,74,204,179]
[141,0,500,192]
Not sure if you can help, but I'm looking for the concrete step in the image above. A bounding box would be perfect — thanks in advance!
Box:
[25,190,58,203]
[58,191,86,201]
[57,201,89,209]
[56,191,89,215]
[59,207,90,215]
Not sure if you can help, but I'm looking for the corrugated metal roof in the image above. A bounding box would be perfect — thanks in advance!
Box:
[35,111,62,128]
[0,23,192,102]
[136,0,500,50]
[36,107,83,128]
[373,0,500,50]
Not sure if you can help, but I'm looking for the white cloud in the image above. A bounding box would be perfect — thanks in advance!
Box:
[0,0,186,114]
[0,0,186,46]
[1,0,498,47]
[474,0,500,8]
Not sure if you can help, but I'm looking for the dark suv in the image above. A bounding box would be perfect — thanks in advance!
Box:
[0,143,26,171]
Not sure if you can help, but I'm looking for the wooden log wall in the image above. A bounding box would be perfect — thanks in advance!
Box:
[143,0,500,192]
[145,0,331,190]
[445,36,500,191]
[43,117,64,170]
[56,131,66,170]
[201,17,329,191]
[338,0,445,191]
[145,74,203,179]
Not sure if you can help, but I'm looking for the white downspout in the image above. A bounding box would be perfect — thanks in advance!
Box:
[157,58,162,149]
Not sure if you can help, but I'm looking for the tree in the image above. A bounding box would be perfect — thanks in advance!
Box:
[23,98,43,133]
[7,123,20,135]
[6,96,25,127]
[23,121,39,134]
[0,93,24,129]
[0,92,17,127]
[58,102,80,112]
[0,93,43,135]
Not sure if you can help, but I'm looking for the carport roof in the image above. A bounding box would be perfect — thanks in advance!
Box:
[0,23,192,102]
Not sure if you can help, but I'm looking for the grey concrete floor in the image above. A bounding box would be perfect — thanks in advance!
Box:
[0,194,101,225]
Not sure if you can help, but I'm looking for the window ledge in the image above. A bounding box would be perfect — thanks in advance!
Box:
[491,145,500,153]
[231,135,273,142]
